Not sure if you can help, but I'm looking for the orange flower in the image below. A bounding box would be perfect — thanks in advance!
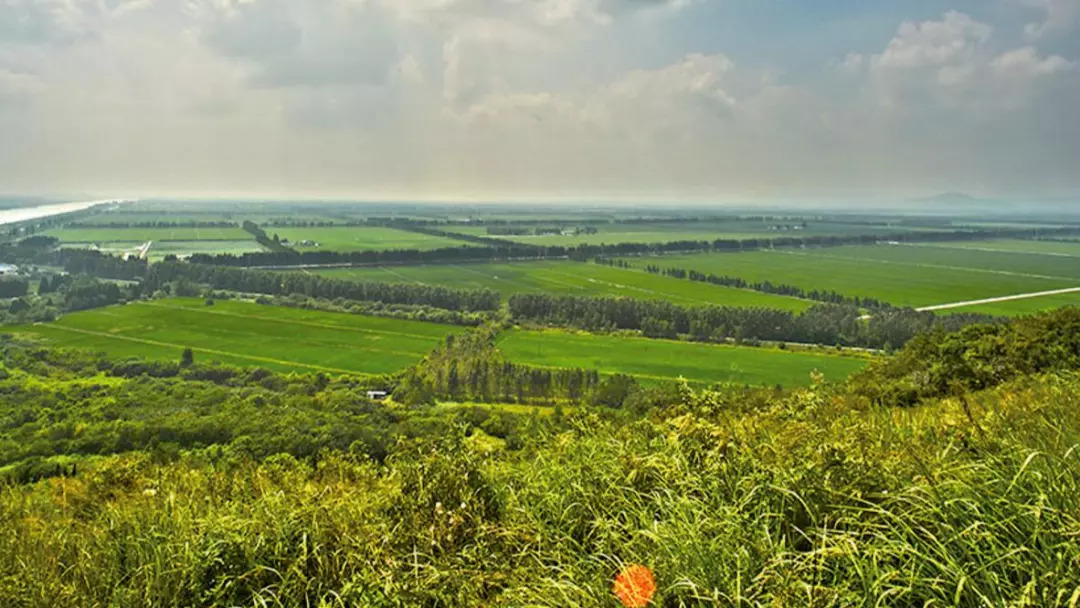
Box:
[613,564,656,608]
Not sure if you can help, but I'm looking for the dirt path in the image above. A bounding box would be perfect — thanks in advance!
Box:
[916,286,1080,312]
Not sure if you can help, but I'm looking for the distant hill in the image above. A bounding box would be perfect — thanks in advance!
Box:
[911,192,989,204]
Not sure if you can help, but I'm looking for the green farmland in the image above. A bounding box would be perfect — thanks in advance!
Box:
[145,240,267,261]
[450,220,931,247]
[497,329,870,387]
[7,298,461,375]
[45,226,252,242]
[900,239,1080,257]
[271,226,476,252]
[623,243,1080,314]
[316,260,811,311]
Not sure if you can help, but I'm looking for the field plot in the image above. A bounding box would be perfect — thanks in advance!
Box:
[59,242,146,258]
[316,261,811,311]
[145,240,267,261]
[450,220,931,247]
[921,290,1080,317]
[904,239,1080,257]
[7,298,461,375]
[271,226,476,252]
[46,226,251,242]
[625,244,1080,313]
[819,243,1080,280]
[497,329,869,387]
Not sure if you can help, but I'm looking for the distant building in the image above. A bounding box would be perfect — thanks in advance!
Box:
[0,263,17,275]
[366,390,388,401]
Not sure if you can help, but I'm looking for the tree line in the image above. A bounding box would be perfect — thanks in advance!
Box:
[187,243,548,267]
[1,275,135,324]
[59,249,147,280]
[637,262,894,310]
[0,277,28,298]
[508,293,1002,350]
[145,262,501,312]
[184,224,1080,268]
[241,220,295,253]
[66,221,238,229]
[395,327,602,406]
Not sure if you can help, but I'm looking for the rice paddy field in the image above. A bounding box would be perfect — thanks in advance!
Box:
[144,240,268,261]
[448,220,933,247]
[315,260,812,311]
[6,298,462,375]
[45,226,252,242]
[270,226,477,252]
[497,328,870,387]
[904,238,1080,256]
[621,241,1080,315]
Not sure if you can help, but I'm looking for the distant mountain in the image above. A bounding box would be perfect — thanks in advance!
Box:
[911,192,984,204]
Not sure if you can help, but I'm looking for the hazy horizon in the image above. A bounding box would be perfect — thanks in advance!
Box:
[2,0,1078,201]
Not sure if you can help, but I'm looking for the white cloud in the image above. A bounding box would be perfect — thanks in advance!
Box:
[992,46,1073,76]
[190,0,400,87]
[0,0,154,45]
[1019,0,1080,38]
[869,11,991,72]
[0,1,1076,198]
[844,11,1074,111]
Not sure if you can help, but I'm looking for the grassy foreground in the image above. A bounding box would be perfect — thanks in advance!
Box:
[2,370,1079,606]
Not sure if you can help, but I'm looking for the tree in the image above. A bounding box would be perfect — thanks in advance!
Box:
[180,348,194,367]
[590,374,639,408]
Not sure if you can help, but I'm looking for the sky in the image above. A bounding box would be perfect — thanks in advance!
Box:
[0,0,1078,202]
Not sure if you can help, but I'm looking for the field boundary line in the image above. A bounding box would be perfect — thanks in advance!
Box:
[140,302,449,341]
[539,267,715,305]
[771,249,1079,282]
[33,324,367,375]
[916,286,1080,312]
[601,263,810,307]
[379,266,428,285]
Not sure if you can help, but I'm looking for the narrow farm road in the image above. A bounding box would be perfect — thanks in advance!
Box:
[915,286,1080,312]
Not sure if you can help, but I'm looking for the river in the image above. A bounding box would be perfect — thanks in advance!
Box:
[0,199,130,226]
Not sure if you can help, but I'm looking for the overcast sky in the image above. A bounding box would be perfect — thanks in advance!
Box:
[1,0,1078,202]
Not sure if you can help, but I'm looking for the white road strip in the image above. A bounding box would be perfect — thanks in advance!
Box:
[916,286,1080,312]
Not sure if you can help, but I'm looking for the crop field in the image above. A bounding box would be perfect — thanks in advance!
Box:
[623,243,1080,313]
[7,298,461,375]
[270,226,476,252]
[497,329,870,387]
[59,242,147,257]
[45,226,252,242]
[818,242,1080,280]
[934,291,1080,317]
[448,220,934,247]
[905,238,1080,257]
[145,240,268,261]
[315,261,811,311]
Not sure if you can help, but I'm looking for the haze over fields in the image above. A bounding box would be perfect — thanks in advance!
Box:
[0,0,1078,202]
